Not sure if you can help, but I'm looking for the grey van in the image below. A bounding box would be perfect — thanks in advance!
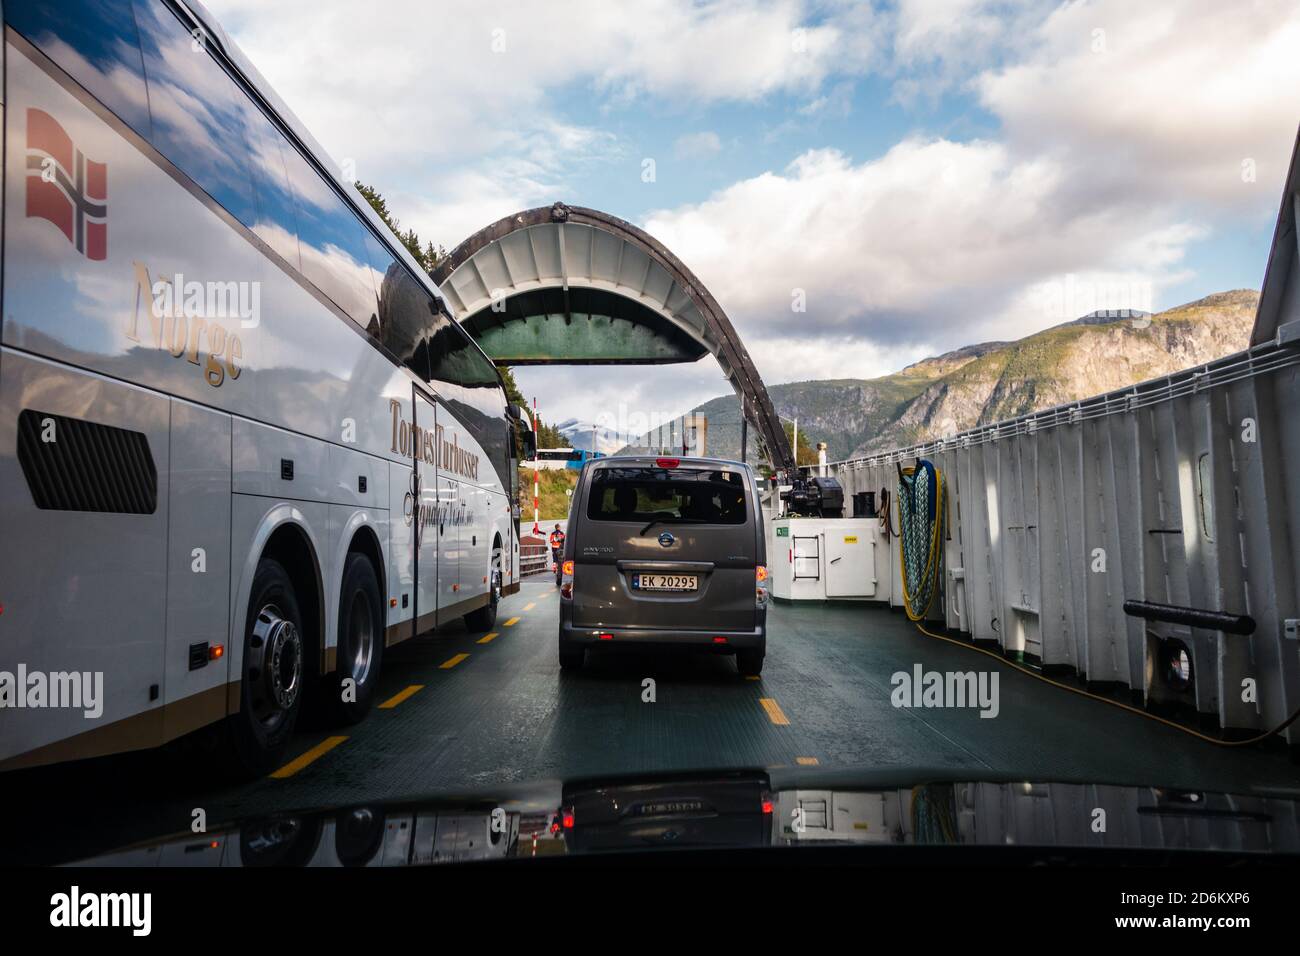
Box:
[557,456,768,675]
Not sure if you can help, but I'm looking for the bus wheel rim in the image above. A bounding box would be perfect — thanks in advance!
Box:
[250,603,303,726]
[348,589,375,684]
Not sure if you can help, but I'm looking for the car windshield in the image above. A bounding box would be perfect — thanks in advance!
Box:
[5,1,1300,921]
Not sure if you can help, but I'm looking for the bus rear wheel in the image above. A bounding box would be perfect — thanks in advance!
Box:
[328,553,384,725]
[224,558,305,778]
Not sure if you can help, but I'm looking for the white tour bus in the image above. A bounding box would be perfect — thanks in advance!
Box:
[0,0,529,774]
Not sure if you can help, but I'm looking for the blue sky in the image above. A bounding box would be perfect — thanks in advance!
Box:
[206,0,1298,425]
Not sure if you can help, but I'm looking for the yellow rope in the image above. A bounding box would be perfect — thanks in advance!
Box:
[897,465,945,622]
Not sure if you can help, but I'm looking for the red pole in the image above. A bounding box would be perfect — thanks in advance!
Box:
[532,396,541,537]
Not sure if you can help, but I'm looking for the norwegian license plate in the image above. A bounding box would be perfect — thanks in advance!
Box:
[632,573,698,592]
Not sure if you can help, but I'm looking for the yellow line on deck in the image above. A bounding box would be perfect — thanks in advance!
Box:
[796,756,820,766]
[744,675,761,681]
[270,735,348,779]
[378,685,423,709]
[523,602,536,611]
[503,617,520,626]
[477,631,499,644]
[440,653,470,669]
[759,698,790,726]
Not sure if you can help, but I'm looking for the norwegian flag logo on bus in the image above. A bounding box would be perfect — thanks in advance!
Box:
[25,108,107,260]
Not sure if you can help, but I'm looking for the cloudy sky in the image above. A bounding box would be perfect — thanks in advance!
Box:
[204,0,1299,426]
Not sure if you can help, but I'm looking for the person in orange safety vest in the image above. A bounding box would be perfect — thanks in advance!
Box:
[549,524,566,569]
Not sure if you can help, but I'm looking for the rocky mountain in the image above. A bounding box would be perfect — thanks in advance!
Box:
[619,290,1258,462]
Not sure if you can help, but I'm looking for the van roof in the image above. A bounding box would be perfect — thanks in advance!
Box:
[586,455,753,472]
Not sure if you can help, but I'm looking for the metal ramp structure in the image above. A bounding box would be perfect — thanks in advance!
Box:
[825,130,1300,748]
[430,203,796,472]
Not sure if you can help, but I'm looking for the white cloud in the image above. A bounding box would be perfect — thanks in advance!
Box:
[203,0,879,250]
[976,0,1300,213]
[644,139,1203,356]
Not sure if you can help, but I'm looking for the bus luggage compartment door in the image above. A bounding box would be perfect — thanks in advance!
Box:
[0,351,169,765]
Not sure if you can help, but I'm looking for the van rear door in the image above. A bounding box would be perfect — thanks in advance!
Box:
[571,463,759,632]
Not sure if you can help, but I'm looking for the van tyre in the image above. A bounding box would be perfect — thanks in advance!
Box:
[736,650,764,677]
[224,558,306,778]
[330,553,384,726]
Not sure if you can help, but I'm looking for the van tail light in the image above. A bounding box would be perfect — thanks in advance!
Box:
[562,560,574,575]
[755,565,768,583]
[560,560,575,599]
[655,458,680,468]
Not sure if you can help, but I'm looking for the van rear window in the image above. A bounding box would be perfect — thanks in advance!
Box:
[586,467,746,524]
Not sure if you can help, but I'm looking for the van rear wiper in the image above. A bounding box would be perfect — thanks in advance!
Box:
[639,517,708,536]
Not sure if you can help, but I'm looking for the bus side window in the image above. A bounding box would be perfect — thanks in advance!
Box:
[278,145,380,331]
[372,250,436,381]
[428,308,498,389]
[133,0,257,226]
[9,0,152,138]
[233,100,302,271]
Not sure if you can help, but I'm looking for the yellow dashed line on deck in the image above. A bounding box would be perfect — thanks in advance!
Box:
[270,735,348,778]
[796,756,819,766]
[523,602,536,611]
[378,685,423,709]
[440,653,470,669]
[759,698,790,726]
[744,675,761,681]
[477,631,500,644]
[503,617,520,626]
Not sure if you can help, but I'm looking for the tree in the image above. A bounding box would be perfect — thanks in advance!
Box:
[354,182,446,274]
[783,422,820,467]
[500,366,566,452]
